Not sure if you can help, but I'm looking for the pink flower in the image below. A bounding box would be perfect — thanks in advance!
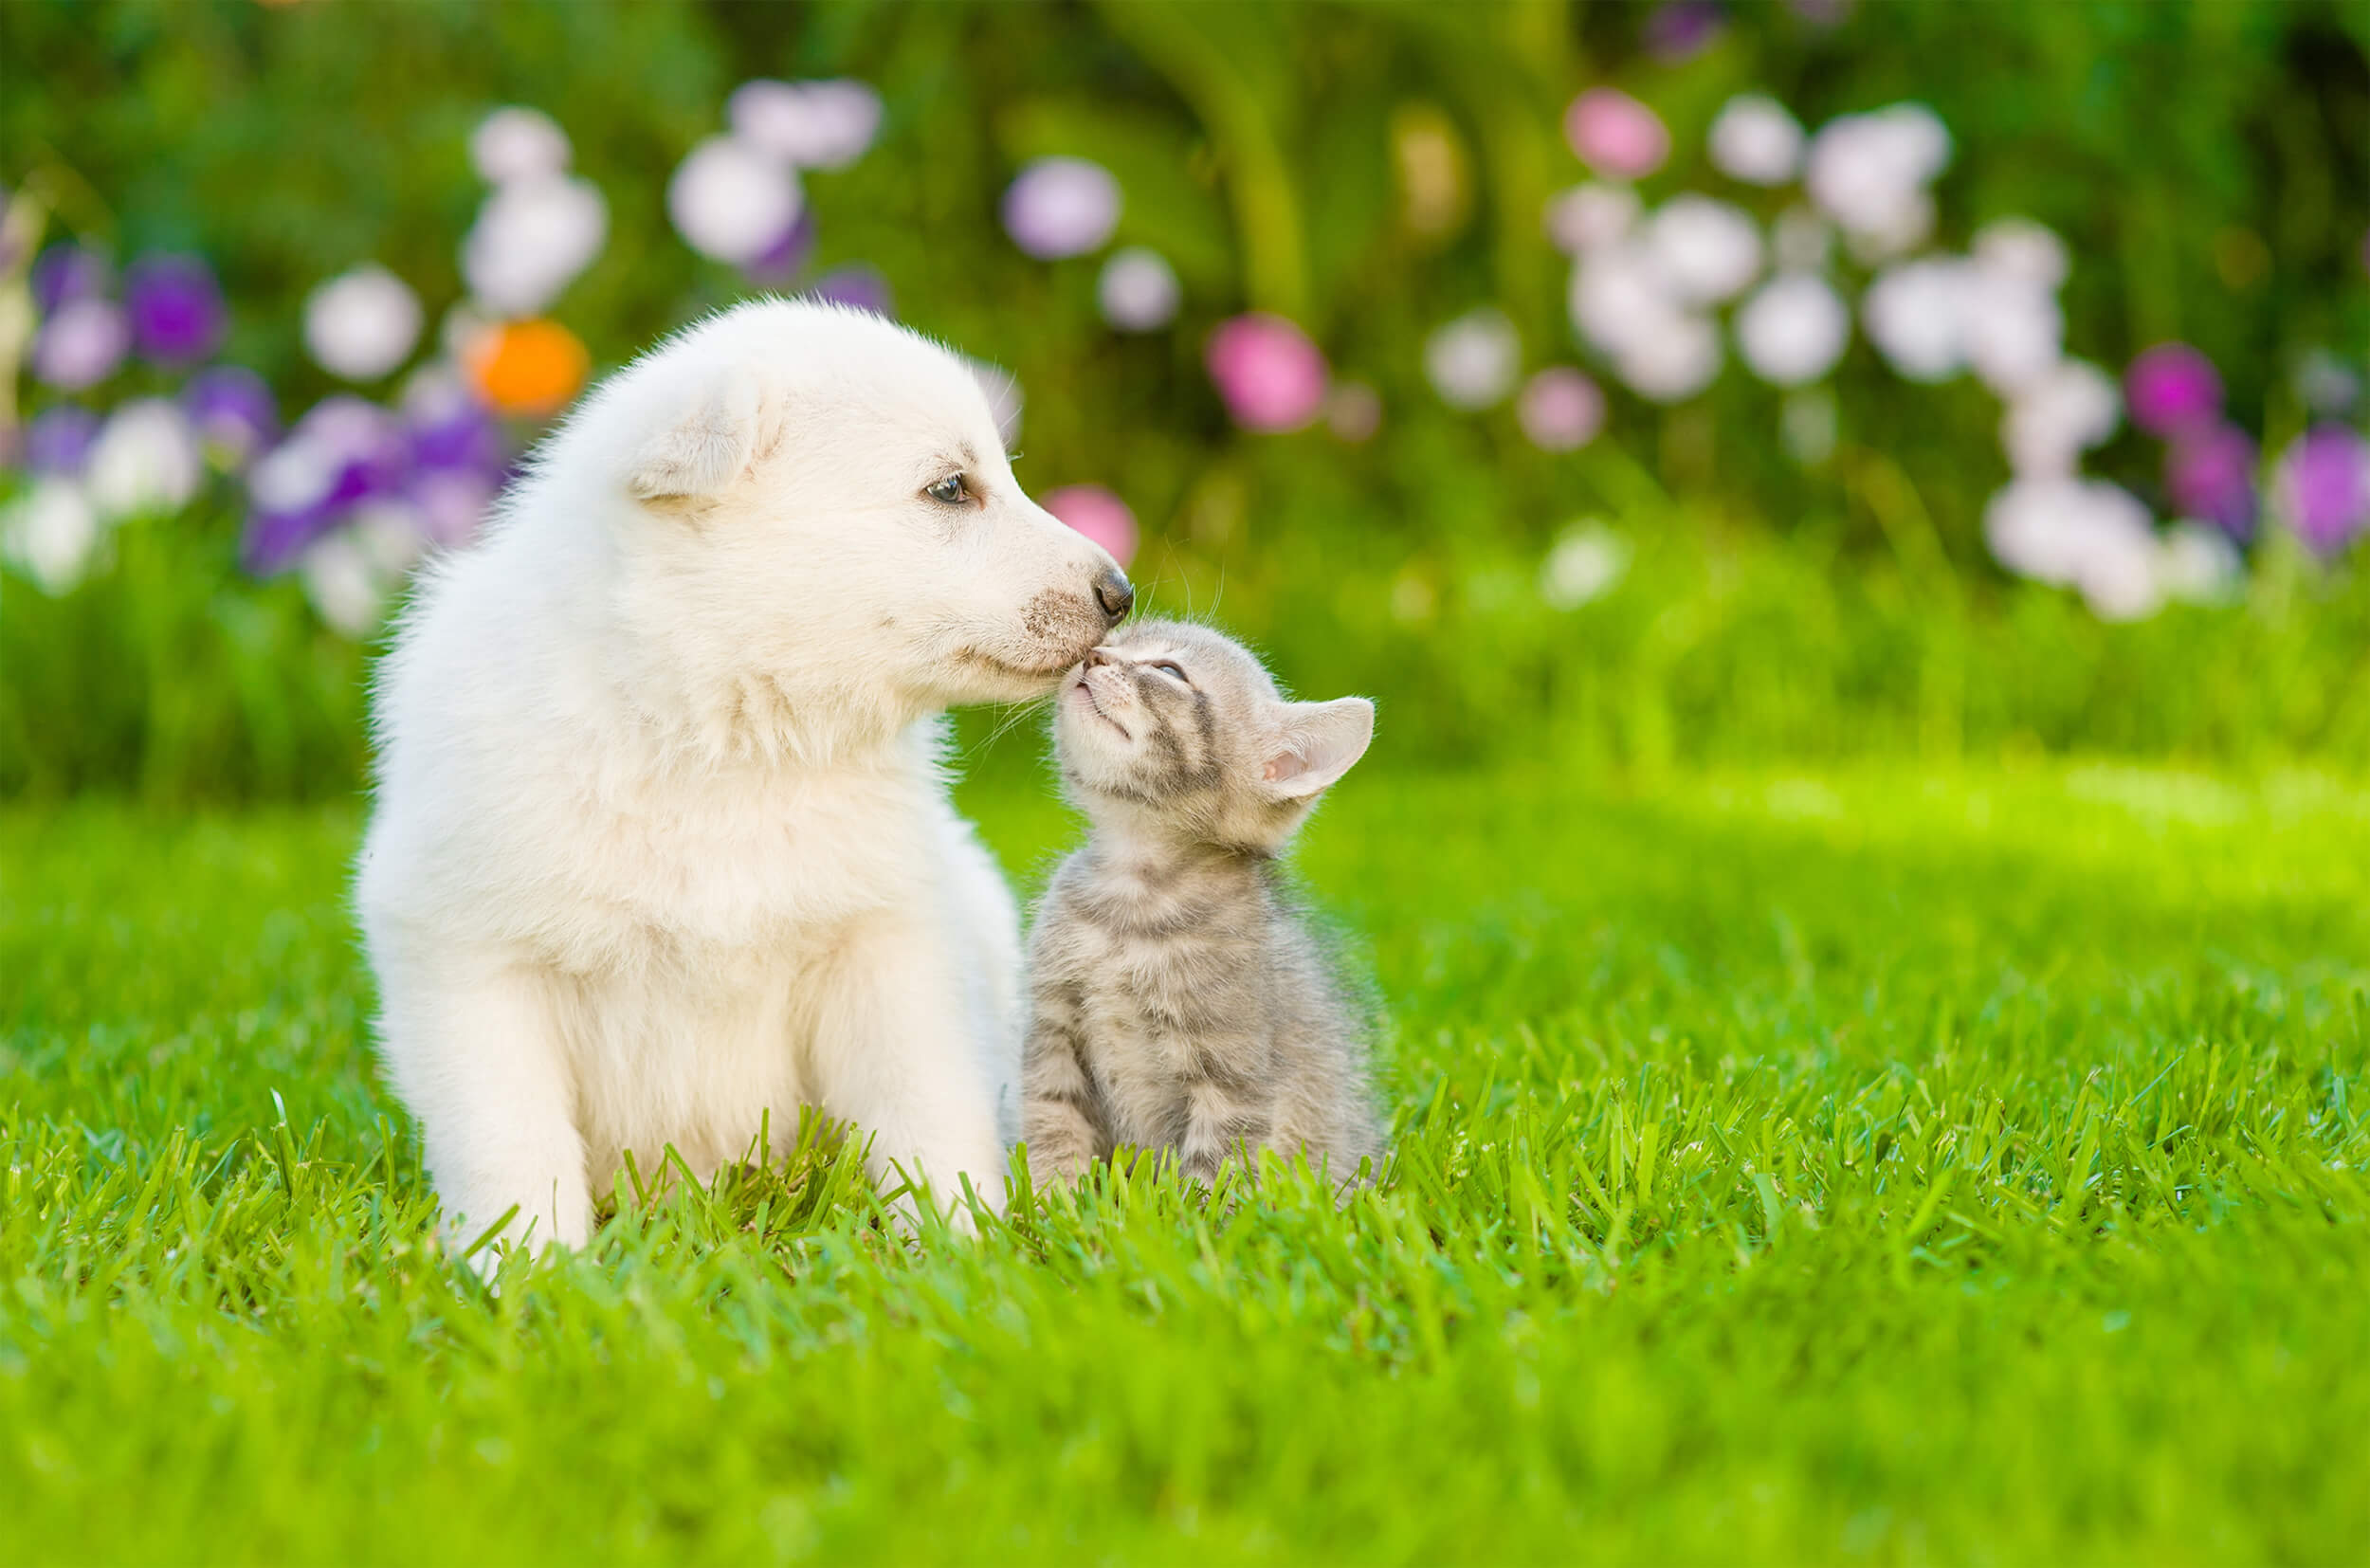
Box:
[2124,343,2222,439]
[1206,314,1328,432]
[1043,484,1139,569]
[1517,369,1605,451]
[1565,89,1668,181]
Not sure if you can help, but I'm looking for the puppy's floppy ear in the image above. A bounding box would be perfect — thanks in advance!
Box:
[625,366,774,505]
[1261,697,1375,800]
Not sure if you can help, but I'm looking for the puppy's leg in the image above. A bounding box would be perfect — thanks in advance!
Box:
[808,910,1008,1230]
[934,810,1025,1145]
[377,951,590,1269]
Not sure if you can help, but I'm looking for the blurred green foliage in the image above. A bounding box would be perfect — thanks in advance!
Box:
[5,0,2367,798]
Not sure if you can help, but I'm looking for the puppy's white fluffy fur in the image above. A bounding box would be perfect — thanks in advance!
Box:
[357,300,1126,1259]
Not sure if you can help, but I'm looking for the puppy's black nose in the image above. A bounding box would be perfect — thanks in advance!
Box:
[1093,568,1135,625]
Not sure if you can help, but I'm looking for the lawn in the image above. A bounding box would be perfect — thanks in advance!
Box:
[4,759,2367,1564]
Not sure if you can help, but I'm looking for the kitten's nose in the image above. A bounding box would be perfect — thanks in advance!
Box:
[1092,568,1134,625]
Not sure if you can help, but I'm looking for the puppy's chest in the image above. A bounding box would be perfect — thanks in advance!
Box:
[546,771,933,965]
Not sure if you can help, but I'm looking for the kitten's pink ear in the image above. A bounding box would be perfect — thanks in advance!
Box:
[1262,697,1375,799]
[625,366,773,506]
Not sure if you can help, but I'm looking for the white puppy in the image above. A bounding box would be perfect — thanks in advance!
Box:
[356,300,1131,1261]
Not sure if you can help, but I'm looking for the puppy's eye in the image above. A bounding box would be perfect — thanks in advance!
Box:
[924,474,970,505]
[1148,661,1191,684]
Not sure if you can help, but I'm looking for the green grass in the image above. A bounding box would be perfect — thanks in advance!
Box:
[5,761,2368,1564]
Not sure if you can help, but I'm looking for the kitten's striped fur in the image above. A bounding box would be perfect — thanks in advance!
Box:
[1023,620,1380,1189]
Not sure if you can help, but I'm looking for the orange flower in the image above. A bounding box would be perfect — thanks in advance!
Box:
[465,319,590,418]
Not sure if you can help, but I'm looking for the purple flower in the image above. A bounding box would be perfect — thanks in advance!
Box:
[2124,343,2221,439]
[24,406,101,477]
[30,244,108,315]
[2271,425,2370,555]
[242,397,411,574]
[408,468,500,550]
[183,366,279,467]
[2164,423,2258,539]
[401,373,505,477]
[807,263,894,319]
[1206,315,1328,432]
[741,210,817,288]
[1644,2,1728,63]
[124,253,228,366]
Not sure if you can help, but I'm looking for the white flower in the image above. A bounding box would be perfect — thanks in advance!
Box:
[1424,307,1522,410]
[1570,236,1723,400]
[439,300,494,362]
[2157,521,2244,604]
[84,398,203,520]
[1984,477,2162,619]
[1974,217,2069,291]
[1709,95,1804,186]
[1805,104,1950,255]
[1540,522,1631,610]
[667,137,802,265]
[1544,183,1639,255]
[1001,157,1121,260]
[1772,207,1832,272]
[465,179,608,310]
[462,174,608,317]
[300,505,427,638]
[304,265,424,381]
[1999,358,2119,478]
[470,107,571,186]
[1,477,100,594]
[1862,258,1967,382]
[300,534,388,638]
[1845,191,1935,264]
[1615,312,1723,403]
[1649,195,1763,306]
[1960,268,2063,395]
[1097,247,1180,332]
[1569,241,1673,356]
[1736,273,1850,386]
[729,79,884,171]
[31,298,129,391]
[247,431,341,516]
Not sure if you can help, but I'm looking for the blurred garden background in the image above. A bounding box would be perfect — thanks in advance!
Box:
[6,0,2367,796]
[7,5,2370,1564]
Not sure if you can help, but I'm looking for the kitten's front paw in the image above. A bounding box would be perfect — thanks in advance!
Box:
[1025,1144,1096,1191]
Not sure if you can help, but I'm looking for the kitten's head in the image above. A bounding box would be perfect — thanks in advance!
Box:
[1052,618,1374,854]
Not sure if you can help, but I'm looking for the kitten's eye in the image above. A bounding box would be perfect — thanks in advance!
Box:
[1148,660,1191,684]
[923,473,970,505]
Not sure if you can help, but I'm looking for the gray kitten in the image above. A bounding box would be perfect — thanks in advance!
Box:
[1022,618,1382,1191]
